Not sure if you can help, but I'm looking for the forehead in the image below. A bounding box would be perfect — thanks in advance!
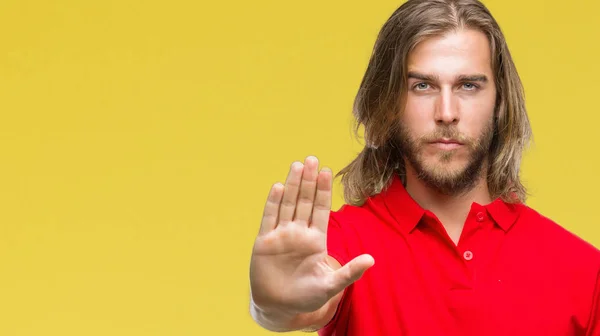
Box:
[407,29,493,77]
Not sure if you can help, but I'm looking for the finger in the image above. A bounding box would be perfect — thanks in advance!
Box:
[278,161,303,225]
[327,254,375,297]
[258,182,284,235]
[293,156,319,226]
[310,167,333,233]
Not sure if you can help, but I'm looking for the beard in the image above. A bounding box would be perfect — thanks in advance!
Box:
[394,120,495,196]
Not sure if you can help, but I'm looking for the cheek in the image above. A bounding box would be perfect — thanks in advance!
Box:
[402,96,436,135]
[459,97,495,135]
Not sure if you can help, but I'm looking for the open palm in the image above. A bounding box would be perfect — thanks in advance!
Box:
[250,157,374,314]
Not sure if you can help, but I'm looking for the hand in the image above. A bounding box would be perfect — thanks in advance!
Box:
[250,156,374,315]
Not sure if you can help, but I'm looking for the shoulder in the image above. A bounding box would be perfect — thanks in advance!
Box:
[328,203,371,233]
[329,196,390,229]
[330,203,370,222]
[326,201,384,266]
[518,205,600,266]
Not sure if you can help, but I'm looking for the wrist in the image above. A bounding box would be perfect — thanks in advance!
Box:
[250,299,298,332]
[250,297,330,332]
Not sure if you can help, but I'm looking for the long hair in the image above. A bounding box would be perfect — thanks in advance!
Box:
[336,0,532,206]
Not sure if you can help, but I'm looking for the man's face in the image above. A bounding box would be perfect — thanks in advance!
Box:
[398,29,497,195]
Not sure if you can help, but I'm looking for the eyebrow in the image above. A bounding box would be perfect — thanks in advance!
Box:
[407,71,488,83]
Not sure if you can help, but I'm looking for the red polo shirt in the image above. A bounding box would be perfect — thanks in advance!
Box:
[320,175,600,336]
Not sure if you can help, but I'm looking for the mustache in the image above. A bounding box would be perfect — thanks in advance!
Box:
[419,127,472,145]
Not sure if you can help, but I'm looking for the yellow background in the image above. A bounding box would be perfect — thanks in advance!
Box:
[0,0,598,335]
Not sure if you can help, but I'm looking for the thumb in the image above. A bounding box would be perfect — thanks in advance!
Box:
[328,254,375,296]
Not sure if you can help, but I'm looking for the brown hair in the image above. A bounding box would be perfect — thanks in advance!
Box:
[336,0,532,206]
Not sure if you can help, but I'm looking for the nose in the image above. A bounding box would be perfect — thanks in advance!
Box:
[434,88,459,125]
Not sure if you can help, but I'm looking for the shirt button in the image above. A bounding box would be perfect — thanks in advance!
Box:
[463,251,473,261]
[476,212,485,222]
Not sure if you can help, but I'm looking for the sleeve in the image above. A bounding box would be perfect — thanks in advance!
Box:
[326,209,349,266]
[586,268,600,336]
[318,209,351,335]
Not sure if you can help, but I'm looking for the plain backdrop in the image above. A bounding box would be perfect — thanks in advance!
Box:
[0,0,598,335]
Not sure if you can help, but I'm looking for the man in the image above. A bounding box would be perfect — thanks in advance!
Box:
[249,0,600,335]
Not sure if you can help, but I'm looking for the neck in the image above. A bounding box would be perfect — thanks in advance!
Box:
[403,161,492,241]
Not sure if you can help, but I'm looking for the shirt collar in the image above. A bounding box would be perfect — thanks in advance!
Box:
[485,196,522,231]
[380,174,522,233]
[380,174,425,234]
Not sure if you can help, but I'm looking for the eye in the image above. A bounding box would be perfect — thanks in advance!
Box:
[462,82,479,90]
[413,82,430,91]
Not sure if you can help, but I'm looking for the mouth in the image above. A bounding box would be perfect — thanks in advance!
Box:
[428,138,463,150]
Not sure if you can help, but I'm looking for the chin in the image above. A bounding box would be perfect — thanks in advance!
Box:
[420,159,469,179]
[423,153,467,169]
